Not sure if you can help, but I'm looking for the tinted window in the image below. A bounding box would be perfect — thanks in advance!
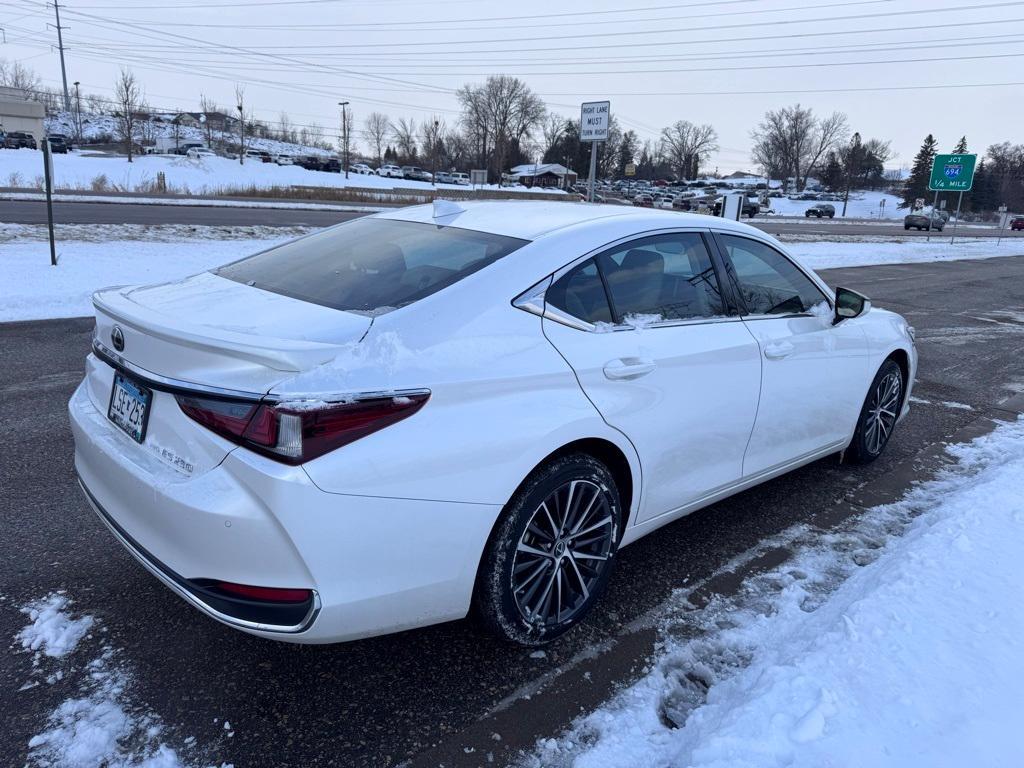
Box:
[719,235,827,315]
[599,233,725,321]
[546,259,613,324]
[217,218,526,313]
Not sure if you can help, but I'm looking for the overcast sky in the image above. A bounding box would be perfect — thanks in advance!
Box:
[3,0,1023,171]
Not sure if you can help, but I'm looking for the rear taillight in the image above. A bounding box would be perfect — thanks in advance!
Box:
[175,392,429,464]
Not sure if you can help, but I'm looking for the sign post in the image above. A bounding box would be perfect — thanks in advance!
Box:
[928,153,976,244]
[42,138,57,267]
[580,100,610,203]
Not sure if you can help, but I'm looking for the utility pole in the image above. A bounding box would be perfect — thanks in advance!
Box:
[51,2,71,112]
[338,101,349,179]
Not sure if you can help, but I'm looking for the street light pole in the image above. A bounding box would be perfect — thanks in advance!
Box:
[338,101,350,179]
[237,103,244,165]
[842,131,860,218]
[73,80,81,145]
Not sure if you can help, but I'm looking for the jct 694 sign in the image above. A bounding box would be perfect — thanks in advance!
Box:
[929,153,977,192]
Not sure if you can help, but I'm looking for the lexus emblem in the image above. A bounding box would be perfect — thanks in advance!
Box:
[111,325,125,352]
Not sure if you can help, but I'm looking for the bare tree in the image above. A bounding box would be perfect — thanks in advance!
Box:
[420,116,445,175]
[541,113,566,158]
[0,58,42,95]
[391,117,418,163]
[363,112,390,166]
[457,76,546,181]
[751,104,847,191]
[234,83,248,163]
[114,68,143,162]
[198,94,219,147]
[660,120,718,180]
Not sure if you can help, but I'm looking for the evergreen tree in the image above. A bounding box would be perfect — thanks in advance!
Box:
[953,136,968,154]
[901,134,938,209]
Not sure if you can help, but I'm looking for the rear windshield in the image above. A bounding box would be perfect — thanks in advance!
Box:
[216,218,527,313]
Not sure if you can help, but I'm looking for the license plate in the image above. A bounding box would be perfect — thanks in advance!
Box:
[108,372,152,443]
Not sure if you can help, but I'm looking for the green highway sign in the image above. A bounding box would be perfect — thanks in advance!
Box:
[928,153,977,191]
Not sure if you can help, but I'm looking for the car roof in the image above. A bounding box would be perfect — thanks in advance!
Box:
[376,200,759,241]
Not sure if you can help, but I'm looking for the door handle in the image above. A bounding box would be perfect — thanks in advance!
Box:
[603,358,657,380]
[763,341,795,360]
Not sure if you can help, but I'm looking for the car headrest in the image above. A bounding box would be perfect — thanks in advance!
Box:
[621,249,664,274]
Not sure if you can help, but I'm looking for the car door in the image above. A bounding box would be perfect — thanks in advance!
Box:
[539,231,762,524]
[713,232,871,478]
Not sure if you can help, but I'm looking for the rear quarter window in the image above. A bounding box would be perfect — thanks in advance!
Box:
[216,218,526,313]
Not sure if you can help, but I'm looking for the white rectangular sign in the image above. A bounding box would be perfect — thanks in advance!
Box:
[580,101,610,142]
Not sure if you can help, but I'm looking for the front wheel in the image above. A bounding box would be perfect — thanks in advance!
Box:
[847,359,904,464]
[474,454,623,645]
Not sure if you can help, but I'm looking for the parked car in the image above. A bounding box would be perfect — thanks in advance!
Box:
[1010,216,1024,231]
[350,163,374,175]
[243,149,272,164]
[46,136,69,154]
[450,172,471,186]
[434,171,455,185]
[904,211,945,231]
[377,164,404,178]
[402,166,433,182]
[4,131,37,149]
[805,204,836,219]
[186,147,216,159]
[71,202,916,646]
[274,154,294,166]
[633,193,654,207]
[321,157,341,173]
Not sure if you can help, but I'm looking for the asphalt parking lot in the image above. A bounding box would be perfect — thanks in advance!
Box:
[3,255,1024,767]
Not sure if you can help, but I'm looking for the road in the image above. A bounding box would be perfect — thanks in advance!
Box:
[3,256,1024,767]
[3,197,1020,238]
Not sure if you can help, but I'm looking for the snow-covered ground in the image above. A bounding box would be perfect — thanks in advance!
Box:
[14,592,230,768]
[0,148,567,197]
[3,224,1022,322]
[0,191,390,212]
[529,416,1024,768]
[763,190,902,219]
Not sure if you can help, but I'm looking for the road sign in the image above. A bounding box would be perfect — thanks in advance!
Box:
[928,153,977,191]
[580,101,610,142]
[624,163,636,177]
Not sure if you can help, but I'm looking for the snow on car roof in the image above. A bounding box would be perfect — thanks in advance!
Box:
[375,200,759,241]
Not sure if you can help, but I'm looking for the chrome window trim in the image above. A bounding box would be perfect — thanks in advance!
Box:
[513,226,737,334]
[93,338,430,405]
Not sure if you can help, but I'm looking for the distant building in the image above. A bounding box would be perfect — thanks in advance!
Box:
[0,87,45,143]
[509,163,577,190]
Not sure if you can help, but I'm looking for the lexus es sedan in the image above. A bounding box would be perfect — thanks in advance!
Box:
[70,202,917,646]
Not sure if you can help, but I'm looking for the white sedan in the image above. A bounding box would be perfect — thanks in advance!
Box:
[70,202,916,645]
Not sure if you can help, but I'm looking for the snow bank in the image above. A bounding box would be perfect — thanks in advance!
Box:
[2,234,291,321]
[18,593,94,660]
[0,148,567,197]
[530,417,1024,768]
[16,594,230,768]
[3,224,1021,322]
[788,238,1024,270]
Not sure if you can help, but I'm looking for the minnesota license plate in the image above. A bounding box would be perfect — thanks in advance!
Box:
[108,372,152,443]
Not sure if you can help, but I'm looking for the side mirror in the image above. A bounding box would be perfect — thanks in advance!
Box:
[833,286,869,325]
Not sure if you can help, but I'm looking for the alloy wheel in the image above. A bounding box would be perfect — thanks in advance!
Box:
[512,480,616,629]
[863,370,902,456]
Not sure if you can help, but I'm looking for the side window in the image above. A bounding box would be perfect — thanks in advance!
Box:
[599,233,725,322]
[546,259,613,324]
[719,235,827,316]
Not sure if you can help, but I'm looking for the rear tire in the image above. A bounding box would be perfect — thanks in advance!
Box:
[473,454,623,646]
[847,359,904,464]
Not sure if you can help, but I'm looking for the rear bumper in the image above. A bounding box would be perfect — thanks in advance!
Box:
[69,381,502,643]
[78,477,321,633]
